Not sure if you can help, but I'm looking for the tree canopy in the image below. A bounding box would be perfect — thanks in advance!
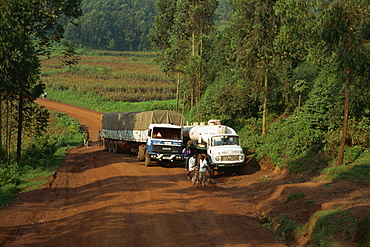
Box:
[0,0,81,163]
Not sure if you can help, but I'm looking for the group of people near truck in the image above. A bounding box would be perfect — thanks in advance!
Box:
[182,147,208,187]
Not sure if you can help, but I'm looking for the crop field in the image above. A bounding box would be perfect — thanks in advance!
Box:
[41,52,175,102]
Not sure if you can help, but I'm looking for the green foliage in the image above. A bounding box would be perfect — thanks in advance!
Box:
[0,183,18,207]
[0,111,82,207]
[192,70,259,123]
[304,199,316,207]
[41,54,175,103]
[236,118,262,151]
[355,213,370,247]
[322,164,370,181]
[275,214,297,243]
[286,192,305,203]
[46,87,178,113]
[302,64,343,132]
[263,214,297,244]
[309,209,357,247]
[0,164,20,187]
[257,114,324,168]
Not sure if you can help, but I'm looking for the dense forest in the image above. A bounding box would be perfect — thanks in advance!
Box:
[64,0,232,51]
[149,0,370,168]
[1,0,370,178]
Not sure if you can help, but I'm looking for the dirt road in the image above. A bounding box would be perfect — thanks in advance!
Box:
[0,99,285,247]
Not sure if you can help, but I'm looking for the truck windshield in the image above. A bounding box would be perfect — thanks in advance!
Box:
[211,136,239,146]
[152,127,181,140]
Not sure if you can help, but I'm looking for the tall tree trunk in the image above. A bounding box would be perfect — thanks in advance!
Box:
[176,72,180,112]
[17,95,24,163]
[5,99,11,164]
[192,32,195,56]
[0,99,2,154]
[262,67,268,136]
[197,28,203,106]
[182,92,186,116]
[337,67,351,166]
[190,86,194,109]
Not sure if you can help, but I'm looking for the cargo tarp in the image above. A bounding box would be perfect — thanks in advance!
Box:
[102,110,184,130]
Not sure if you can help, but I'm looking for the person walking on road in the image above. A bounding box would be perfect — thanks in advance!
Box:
[182,146,192,170]
[198,154,208,187]
[187,154,197,180]
[98,130,103,147]
[83,131,90,147]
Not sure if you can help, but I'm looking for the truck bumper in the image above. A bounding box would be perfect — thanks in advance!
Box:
[211,162,245,168]
[149,153,182,162]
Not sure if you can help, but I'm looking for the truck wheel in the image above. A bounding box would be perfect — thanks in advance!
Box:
[145,155,151,167]
[138,145,146,161]
[112,140,118,153]
[208,167,215,178]
[104,139,109,151]
[108,140,114,153]
[240,163,248,175]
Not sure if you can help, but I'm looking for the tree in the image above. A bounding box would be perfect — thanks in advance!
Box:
[150,0,217,115]
[0,0,81,163]
[314,0,370,166]
[174,0,217,111]
[275,0,370,165]
[230,0,280,136]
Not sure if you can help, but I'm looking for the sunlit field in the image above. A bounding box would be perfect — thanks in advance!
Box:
[41,52,175,102]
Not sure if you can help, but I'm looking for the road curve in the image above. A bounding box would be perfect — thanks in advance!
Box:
[0,99,286,247]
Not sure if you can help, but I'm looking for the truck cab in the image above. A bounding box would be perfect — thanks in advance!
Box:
[145,124,183,166]
[207,134,245,172]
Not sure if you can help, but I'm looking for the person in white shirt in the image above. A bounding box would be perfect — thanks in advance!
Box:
[187,154,197,180]
[198,155,208,187]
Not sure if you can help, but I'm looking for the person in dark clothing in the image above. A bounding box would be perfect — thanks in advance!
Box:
[182,146,192,170]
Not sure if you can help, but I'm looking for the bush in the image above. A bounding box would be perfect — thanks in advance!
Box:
[308,209,356,246]
[0,163,20,187]
[0,111,82,207]
[257,114,324,168]
[355,213,370,247]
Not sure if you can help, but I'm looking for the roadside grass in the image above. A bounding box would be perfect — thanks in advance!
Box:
[286,192,305,203]
[0,111,82,207]
[305,209,357,247]
[355,213,370,247]
[262,214,297,245]
[321,148,370,181]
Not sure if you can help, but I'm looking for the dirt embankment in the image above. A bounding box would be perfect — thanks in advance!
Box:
[0,99,286,247]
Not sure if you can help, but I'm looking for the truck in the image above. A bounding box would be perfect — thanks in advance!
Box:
[101,110,184,166]
[183,120,246,177]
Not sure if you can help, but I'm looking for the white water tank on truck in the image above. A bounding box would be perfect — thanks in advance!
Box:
[188,124,236,144]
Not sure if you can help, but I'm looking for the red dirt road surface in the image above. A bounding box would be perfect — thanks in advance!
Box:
[0,99,285,247]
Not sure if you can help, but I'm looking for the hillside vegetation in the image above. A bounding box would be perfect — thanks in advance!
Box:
[1,0,370,245]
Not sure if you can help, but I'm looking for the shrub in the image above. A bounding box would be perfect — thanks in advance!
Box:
[0,111,82,207]
[257,114,324,168]
[355,213,370,247]
[308,209,356,246]
[286,192,305,202]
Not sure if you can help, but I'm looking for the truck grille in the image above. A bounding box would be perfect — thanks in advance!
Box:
[220,155,241,162]
[152,145,182,154]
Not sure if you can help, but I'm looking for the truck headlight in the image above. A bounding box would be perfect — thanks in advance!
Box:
[215,156,221,161]
[240,155,244,161]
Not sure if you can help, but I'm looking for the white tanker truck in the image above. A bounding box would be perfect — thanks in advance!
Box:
[183,120,247,177]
